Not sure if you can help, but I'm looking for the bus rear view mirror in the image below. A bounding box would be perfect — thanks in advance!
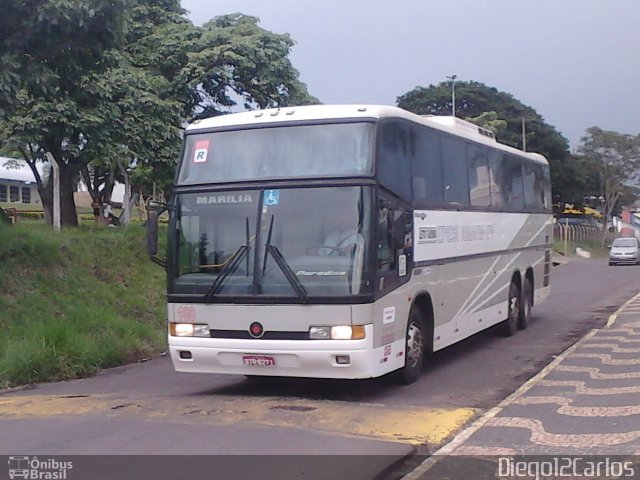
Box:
[147,211,166,268]
[147,211,158,255]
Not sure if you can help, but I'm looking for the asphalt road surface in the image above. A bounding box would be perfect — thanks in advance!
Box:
[2,257,640,480]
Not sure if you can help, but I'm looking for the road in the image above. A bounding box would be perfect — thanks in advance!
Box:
[1,257,640,480]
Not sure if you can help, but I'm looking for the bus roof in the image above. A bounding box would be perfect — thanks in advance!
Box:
[186,105,548,165]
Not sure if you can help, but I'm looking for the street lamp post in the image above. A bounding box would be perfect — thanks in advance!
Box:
[446,74,458,117]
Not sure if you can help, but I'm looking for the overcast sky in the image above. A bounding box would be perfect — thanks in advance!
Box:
[181,0,639,150]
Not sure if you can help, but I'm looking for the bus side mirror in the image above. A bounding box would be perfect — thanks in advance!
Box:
[147,211,166,268]
[147,211,158,255]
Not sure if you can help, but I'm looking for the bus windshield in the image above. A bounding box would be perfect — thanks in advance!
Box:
[172,186,373,298]
[177,122,374,184]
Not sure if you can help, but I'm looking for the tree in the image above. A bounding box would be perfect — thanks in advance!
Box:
[121,12,319,200]
[0,0,126,111]
[465,111,507,135]
[0,0,128,226]
[0,3,317,227]
[397,81,588,206]
[181,13,318,121]
[77,0,192,213]
[578,127,640,243]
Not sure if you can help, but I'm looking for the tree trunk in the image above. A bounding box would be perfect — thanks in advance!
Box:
[40,163,79,227]
[60,165,78,227]
[37,181,53,225]
[121,166,131,225]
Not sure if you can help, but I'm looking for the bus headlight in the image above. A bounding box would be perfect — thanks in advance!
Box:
[309,325,365,340]
[169,323,210,337]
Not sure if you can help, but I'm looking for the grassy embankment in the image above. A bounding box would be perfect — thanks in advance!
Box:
[0,221,166,388]
[552,239,609,259]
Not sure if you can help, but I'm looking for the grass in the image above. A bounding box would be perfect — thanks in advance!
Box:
[552,239,609,259]
[0,221,166,388]
[0,202,45,212]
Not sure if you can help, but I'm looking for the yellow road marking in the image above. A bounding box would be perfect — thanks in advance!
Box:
[0,394,475,447]
[0,395,111,416]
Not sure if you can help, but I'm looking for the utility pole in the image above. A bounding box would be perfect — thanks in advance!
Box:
[446,74,458,117]
[522,117,527,152]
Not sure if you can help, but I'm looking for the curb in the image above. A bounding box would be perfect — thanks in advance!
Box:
[606,291,640,327]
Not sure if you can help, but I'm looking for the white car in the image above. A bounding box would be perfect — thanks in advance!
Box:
[609,237,640,266]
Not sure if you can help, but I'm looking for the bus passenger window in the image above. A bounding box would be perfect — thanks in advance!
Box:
[502,155,525,210]
[377,207,395,272]
[377,121,412,203]
[411,127,443,204]
[467,145,491,207]
[441,137,469,205]
[523,163,544,210]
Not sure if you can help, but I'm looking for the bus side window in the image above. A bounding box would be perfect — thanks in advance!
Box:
[411,126,444,204]
[523,162,544,211]
[467,144,491,207]
[377,120,412,203]
[376,198,409,294]
[377,206,395,272]
[441,136,470,205]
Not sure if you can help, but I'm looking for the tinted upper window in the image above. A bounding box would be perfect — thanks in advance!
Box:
[441,136,469,205]
[410,127,444,204]
[467,144,491,207]
[523,162,546,210]
[178,122,375,184]
[377,121,412,203]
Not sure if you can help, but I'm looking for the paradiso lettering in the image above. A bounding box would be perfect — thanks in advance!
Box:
[196,194,254,205]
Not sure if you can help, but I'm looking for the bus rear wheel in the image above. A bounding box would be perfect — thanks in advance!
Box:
[499,281,519,337]
[518,277,533,330]
[397,310,425,385]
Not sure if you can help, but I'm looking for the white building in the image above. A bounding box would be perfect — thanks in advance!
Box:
[0,157,45,206]
[1,157,127,209]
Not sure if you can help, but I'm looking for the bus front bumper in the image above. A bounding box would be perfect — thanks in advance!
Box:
[168,324,388,379]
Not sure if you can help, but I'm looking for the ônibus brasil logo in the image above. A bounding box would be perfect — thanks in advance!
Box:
[8,456,73,480]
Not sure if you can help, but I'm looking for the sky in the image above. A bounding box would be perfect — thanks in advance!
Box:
[181,0,640,150]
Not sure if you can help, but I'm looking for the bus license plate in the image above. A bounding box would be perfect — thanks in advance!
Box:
[243,355,276,366]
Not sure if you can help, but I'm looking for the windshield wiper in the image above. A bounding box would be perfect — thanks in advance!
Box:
[204,218,252,302]
[266,244,309,303]
[262,214,309,303]
[204,245,249,303]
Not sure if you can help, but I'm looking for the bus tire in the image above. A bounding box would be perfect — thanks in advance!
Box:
[397,309,425,385]
[518,277,533,330]
[499,281,519,337]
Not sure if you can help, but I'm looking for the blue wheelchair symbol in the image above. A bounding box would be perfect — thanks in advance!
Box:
[264,190,280,206]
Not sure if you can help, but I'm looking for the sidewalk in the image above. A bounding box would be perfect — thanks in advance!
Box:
[406,292,640,479]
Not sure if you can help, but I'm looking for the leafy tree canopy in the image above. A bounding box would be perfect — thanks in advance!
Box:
[577,128,640,238]
[183,13,318,120]
[0,1,316,226]
[0,0,126,112]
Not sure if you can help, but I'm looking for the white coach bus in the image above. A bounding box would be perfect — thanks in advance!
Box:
[147,105,552,384]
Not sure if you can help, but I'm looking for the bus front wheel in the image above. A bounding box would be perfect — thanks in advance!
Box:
[397,310,425,385]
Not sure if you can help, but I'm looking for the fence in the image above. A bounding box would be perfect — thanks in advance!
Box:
[553,223,617,244]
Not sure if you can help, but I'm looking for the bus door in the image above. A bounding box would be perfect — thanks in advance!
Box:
[375,195,412,295]
[374,193,413,360]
